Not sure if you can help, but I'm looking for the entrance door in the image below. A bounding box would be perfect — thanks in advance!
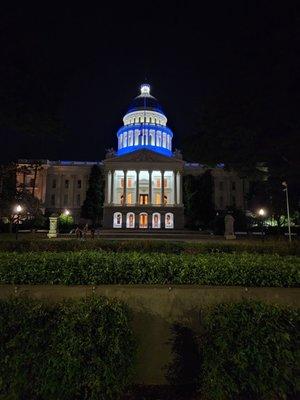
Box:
[139,194,148,205]
[139,213,148,228]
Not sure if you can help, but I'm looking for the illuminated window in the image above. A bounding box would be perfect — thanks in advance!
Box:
[156,179,161,188]
[127,178,132,188]
[152,213,161,228]
[155,193,161,204]
[113,212,122,228]
[165,213,174,229]
[126,212,135,228]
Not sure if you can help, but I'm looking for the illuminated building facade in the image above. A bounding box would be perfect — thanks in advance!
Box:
[102,84,184,229]
[17,84,249,229]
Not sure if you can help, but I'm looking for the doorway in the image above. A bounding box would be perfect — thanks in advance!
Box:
[139,213,148,228]
[139,194,148,205]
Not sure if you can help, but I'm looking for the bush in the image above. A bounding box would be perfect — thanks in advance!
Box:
[0,251,299,287]
[199,301,299,399]
[0,238,299,255]
[0,296,136,400]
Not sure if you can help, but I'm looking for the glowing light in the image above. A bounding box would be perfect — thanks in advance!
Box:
[140,84,150,95]
[15,205,22,213]
[258,208,266,217]
[64,209,70,216]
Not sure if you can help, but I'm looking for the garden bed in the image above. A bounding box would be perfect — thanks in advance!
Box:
[0,237,299,255]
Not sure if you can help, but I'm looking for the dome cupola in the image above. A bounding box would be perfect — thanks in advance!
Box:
[117,84,173,157]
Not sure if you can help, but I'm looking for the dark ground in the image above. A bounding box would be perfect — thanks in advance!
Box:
[123,386,198,400]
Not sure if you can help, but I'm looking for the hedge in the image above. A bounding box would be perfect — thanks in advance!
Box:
[0,296,136,400]
[167,300,299,399]
[0,251,299,286]
[0,238,299,255]
[200,301,299,399]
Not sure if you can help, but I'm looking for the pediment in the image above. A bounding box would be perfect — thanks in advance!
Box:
[104,149,183,164]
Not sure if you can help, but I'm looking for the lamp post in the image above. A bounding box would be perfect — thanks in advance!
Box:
[282,182,292,242]
[14,204,22,240]
[258,208,266,237]
[64,209,70,216]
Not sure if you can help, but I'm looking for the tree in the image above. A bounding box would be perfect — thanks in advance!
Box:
[81,165,104,225]
[28,160,43,198]
[183,171,215,229]
[0,163,17,227]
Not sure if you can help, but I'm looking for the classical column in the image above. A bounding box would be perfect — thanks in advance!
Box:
[136,170,140,205]
[174,170,177,205]
[149,170,152,205]
[111,171,114,205]
[123,170,127,205]
[177,172,182,205]
[107,171,112,204]
[162,171,165,206]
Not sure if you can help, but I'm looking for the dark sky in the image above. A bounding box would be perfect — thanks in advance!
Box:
[0,2,299,163]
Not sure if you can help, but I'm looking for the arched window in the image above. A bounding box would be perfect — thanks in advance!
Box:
[126,212,135,228]
[139,213,148,229]
[152,213,161,229]
[165,213,174,229]
[113,212,122,228]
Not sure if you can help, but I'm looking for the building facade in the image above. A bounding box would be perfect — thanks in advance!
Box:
[17,84,248,229]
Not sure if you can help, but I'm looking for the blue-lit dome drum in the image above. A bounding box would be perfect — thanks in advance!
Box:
[117,84,173,157]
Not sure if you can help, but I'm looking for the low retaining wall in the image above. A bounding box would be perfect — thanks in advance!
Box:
[0,284,299,384]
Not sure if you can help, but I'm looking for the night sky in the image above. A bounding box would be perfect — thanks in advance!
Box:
[0,2,298,163]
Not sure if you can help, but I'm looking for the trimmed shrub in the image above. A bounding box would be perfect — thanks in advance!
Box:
[0,251,299,287]
[0,296,136,400]
[166,301,299,399]
[0,238,299,256]
[199,301,300,399]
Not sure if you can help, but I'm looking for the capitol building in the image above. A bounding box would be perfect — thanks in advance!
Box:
[17,84,248,230]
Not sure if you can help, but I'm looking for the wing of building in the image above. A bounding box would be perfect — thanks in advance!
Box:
[17,84,249,229]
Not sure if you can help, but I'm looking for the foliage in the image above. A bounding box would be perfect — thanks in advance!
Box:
[0,163,17,224]
[0,250,298,287]
[199,301,299,399]
[0,296,136,400]
[81,165,104,224]
[183,172,215,229]
[58,213,74,233]
[0,238,299,256]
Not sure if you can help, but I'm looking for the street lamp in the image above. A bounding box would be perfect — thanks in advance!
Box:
[64,209,70,216]
[257,208,266,237]
[282,182,292,242]
[14,204,23,240]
